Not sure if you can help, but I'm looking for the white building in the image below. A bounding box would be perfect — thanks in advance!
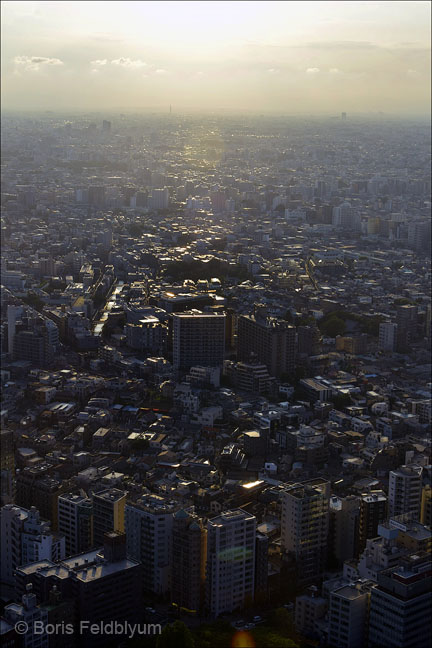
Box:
[1,505,65,589]
[205,509,256,617]
[389,465,423,519]
[379,322,398,351]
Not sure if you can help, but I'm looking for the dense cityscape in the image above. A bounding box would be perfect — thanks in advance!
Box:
[0,108,430,648]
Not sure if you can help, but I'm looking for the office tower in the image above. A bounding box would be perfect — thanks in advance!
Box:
[420,485,432,527]
[368,555,431,648]
[281,480,330,582]
[16,467,65,530]
[149,187,169,210]
[328,580,374,648]
[102,119,111,133]
[206,509,256,618]
[395,304,418,352]
[38,257,56,277]
[358,491,387,555]
[88,185,105,208]
[7,304,22,355]
[426,303,431,339]
[328,496,360,566]
[341,112,347,120]
[171,509,207,613]
[389,465,422,519]
[14,533,143,648]
[254,533,269,599]
[3,585,49,648]
[407,219,432,256]
[379,322,398,351]
[92,488,126,546]
[97,228,113,251]
[58,493,93,556]
[125,494,178,595]
[173,311,225,371]
[237,311,295,378]
[1,428,15,505]
[1,505,65,590]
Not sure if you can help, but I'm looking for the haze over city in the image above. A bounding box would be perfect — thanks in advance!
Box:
[1,0,431,115]
[1,2,431,648]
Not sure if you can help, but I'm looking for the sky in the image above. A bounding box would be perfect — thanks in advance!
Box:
[1,0,431,115]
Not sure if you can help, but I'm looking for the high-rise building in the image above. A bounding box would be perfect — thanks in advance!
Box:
[237,311,295,378]
[7,304,22,356]
[16,467,66,530]
[1,505,65,590]
[328,580,374,648]
[92,488,126,546]
[58,493,93,556]
[395,304,418,352]
[173,311,225,371]
[171,509,207,613]
[328,495,360,566]
[125,495,179,595]
[254,532,269,599]
[420,485,432,527]
[368,555,431,648]
[88,185,105,208]
[358,491,388,555]
[379,322,398,351]
[1,428,15,506]
[149,187,169,210]
[205,509,256,618]
[281,479,330,582]
[388,465,422,519]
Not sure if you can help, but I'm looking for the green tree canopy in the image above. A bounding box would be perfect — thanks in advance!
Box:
[320,315,345,337]
[156,621,195,648]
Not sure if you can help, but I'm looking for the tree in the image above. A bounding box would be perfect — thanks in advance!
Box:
[320,316,345,337]
[331,393,352,410]
[156,621,194,648]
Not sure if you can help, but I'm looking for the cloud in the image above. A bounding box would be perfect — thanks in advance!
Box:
[329,67,342,75]
[306,67,320,75]
[14,55,63,71]
[154,68,169,75]
[111,57,148,69]
[305,41,379,51]
[90,59,107,66]
[267,68,279,74]
[407,68,421,78]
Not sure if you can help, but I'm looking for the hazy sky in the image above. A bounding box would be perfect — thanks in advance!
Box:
[1,0,431,114]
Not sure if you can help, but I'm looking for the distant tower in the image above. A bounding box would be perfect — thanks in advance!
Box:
[169,104,172,114]
[341,112,347,120]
